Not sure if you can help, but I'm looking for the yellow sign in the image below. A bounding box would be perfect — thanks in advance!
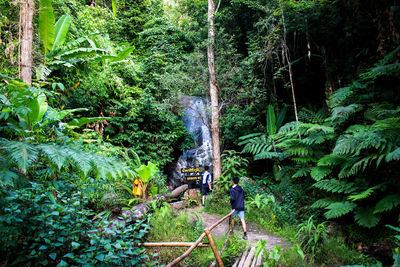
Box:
[186,176,202,180]
[181,167,203,173]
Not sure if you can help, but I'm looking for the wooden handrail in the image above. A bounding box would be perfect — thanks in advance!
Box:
[166,232,207,267]
[166,209,235,267]
[139,242,209,247]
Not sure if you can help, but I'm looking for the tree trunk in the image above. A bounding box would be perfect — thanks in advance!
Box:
[280,4,299,124]
[20,0,34,85]
[207,0,222,181]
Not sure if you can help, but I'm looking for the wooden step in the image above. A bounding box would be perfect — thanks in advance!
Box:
[237,245,250,267]
[242,247,255,267]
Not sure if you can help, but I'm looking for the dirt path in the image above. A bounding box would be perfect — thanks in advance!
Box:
[185,207,289,250]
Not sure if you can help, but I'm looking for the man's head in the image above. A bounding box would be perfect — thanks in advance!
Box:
[232,176,240,185]
[204,166,209,171]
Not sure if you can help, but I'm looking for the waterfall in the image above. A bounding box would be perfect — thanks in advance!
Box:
[170,96,213,188]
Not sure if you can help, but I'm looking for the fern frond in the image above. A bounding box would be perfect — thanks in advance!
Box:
[324,201,357,219]
[354,207,381,228]
[338,158,359,178]
[0,169,19,186]
[333,135,360,155]
[238,132,264,143]
[38,143,69,171]
[328,86,355,108]
[318,154,346,167]
[386,147,400,162]
[292,157,317,163]
[374,194,400,214]
[348,185,382,201]
[292,168,310,178]
[254,151,283,160]
[310,166,332,181]
[313,179,357,194]
[302,132,327,145]
[0,139,38,173]
[331,104,361,125]
[278,121,302,133]
[66,148,93,177]
[310,198,333,209]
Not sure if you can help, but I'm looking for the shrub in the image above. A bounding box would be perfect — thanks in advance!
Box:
[0,181,152,266]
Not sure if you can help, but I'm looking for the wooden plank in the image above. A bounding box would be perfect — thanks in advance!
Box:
[238,245,249,267]
[243,247,255,267]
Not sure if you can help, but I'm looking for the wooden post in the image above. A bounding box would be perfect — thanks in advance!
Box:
[205,229,223,267]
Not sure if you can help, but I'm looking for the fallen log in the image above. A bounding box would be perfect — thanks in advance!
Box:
[127,184,189,218]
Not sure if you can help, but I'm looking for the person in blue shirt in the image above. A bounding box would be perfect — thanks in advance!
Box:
[230,176,247,239]
[201,166,212,206]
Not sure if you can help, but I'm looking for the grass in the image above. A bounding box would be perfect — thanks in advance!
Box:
[145,202,245,266]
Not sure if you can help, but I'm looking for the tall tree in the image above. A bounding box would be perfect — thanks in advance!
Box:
[207,0,221,180]
[20,0,34,85]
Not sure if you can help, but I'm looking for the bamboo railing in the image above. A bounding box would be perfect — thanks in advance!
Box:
[166,209,235,267]
[139,209,235,267]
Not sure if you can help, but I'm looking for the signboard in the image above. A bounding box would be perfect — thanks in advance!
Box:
[181,167,204,188]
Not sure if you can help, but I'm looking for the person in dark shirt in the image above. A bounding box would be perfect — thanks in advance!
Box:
[229,176,247,239]
[201,166,212,206]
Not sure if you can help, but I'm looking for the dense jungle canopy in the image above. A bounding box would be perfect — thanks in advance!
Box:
[0,0,400,266]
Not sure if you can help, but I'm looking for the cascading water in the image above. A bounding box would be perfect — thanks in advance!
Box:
[170,96,213,188]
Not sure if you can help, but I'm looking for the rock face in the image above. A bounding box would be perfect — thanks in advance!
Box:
[170,96,213,188]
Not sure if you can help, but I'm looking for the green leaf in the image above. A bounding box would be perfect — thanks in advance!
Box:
[39,0,55,54]
[28,93,48,125]
[63,253,74,259]
[39,245,47,250]
[111,46,135,62]
[49,253,57,260]
[111,0,117,17]
[7,79,29,91]
[71,241,80,249]
[53,15,72,51]
[266,104,277,136]
[95,254,105,262]
[276,104,287,129]
[57,260,68,267]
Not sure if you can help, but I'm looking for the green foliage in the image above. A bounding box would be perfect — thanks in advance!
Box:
[215,150,248,192]
[39,0,55,55]
[297,216,328,261]
[0,181,151,266]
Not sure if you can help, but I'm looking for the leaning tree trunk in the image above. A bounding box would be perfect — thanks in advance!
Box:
[20,0,34,85]
[280,4,299,124]
[207,0,222,181]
